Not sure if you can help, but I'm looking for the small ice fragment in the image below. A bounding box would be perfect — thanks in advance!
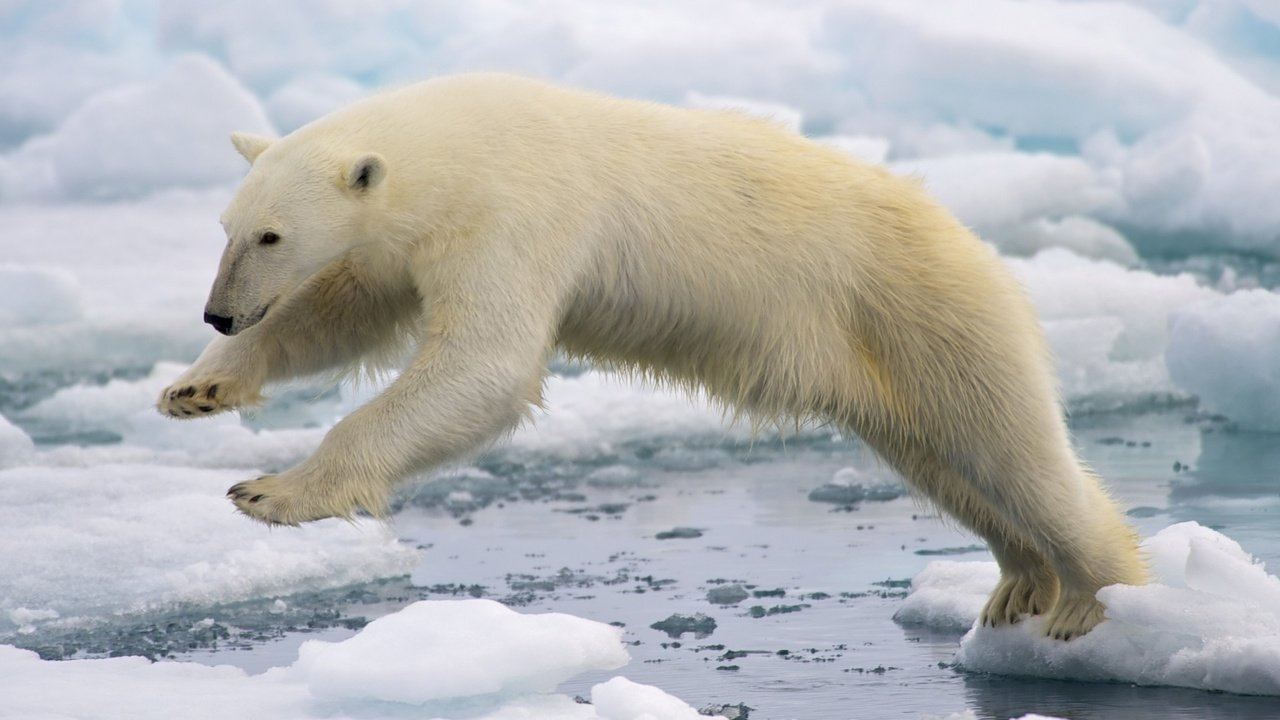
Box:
[809,467,904,504]
[591,676,704,719]
[913,544,988,556]
[808,483,866,504]
[649,613,716,638]
[700,701,753,720]
[9,606,59,634]
[585,465,643,488]
[706,585,749,606]
[655,527,703,540]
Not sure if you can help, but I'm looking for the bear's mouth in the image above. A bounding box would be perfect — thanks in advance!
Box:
[238,300,273,333]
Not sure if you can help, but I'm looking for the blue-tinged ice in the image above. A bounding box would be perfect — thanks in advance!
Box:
[898,522,1280,696]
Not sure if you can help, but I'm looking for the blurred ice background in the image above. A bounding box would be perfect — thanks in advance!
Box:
[2,1,1280,718]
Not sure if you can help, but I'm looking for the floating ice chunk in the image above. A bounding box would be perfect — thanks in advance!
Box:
[265,74,365,132]
[893,560,1000,634]
[0,264,82,327]
[1166,289,1280,431]
[877,122,1015,160]
[900,522,1280,696]
[512,372,743,455]
[1009,249,1218,411]
[1116,107,1280,253]
[0,4,152,146]
[298,599,629,704]
[19,362,184,434]
[1,598,701,720]
[5,0,1280,249]
[0,413,35,469]
[893,152,1120,232]
[992,216,1138,266]
[809,466,904,504]
[0,54,272,201]
[7,607,58,635]
[0,191,230,373]
[823,1,1203,142]
[591,676,703,720]
[1121,125,1211,230]
[13,363,328,471]
[821,134,892,164]
[0,646,296,720]
[821,0,1280,252]
[1161,1,1280,97]
[685,92,804,134]
[0,462,418,635]
[153,2,462,95]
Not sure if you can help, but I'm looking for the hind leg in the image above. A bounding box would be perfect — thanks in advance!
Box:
[952,443,1146,639]
[872,441,1059,627]
[980,540,1059,627]
[862,423,1142,637]
[1033,469,1146,639]
[924,469,1061,627]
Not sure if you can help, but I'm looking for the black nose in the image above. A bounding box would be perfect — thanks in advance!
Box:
[204,312,234,335]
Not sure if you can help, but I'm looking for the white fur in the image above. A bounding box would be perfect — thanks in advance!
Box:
[158,74,1146,639]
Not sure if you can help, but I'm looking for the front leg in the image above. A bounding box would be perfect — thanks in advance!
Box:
[157,334,265,418]
[226,249,561,524]
[157,256,417,419]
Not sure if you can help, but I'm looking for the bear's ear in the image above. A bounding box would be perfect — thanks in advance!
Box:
[346,153,387,192]
[230,132,274,164]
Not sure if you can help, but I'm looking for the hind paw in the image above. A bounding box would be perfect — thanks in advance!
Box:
[227,466,385,526]
[980,571,1060,627]
[1043,591,1106,640]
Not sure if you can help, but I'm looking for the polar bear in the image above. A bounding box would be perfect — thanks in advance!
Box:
[158,73,1145,639]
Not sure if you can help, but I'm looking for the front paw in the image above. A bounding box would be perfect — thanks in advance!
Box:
[228,471,383,526]
[157,375,256,419]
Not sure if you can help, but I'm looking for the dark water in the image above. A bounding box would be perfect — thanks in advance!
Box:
[83,409,1274,720]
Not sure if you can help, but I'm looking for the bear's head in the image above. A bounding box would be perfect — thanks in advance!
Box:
[204,131,387,336]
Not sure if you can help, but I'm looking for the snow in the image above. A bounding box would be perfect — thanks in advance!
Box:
[298,599,629,703]
[892,152,1119,237]
[0,264,82,327]
[685,92,804,134]
[1167,290,1280,431]
[0,460,419,636]
[0,54,273,201]
[264,74,365,133]
[2,599,699,720]
[591,677,704,720]
[898,523,1280,696]
[0,413,35,469]
[994,216,1139,266]
[1009,249,1220,412]
[511,372,743,454]
[893,561,1001,634]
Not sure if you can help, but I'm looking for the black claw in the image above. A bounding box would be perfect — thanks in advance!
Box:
[206,384,218,399]
[197,405,214,412]
[181,409,193,416]
[249,494,263,503]
[178,387,195,398]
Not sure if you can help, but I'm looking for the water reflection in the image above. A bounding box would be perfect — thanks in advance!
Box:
[963,672,1280,720]
[1173,428,1280,504]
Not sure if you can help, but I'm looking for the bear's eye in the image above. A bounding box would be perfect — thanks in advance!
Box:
[259,231,280,245]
